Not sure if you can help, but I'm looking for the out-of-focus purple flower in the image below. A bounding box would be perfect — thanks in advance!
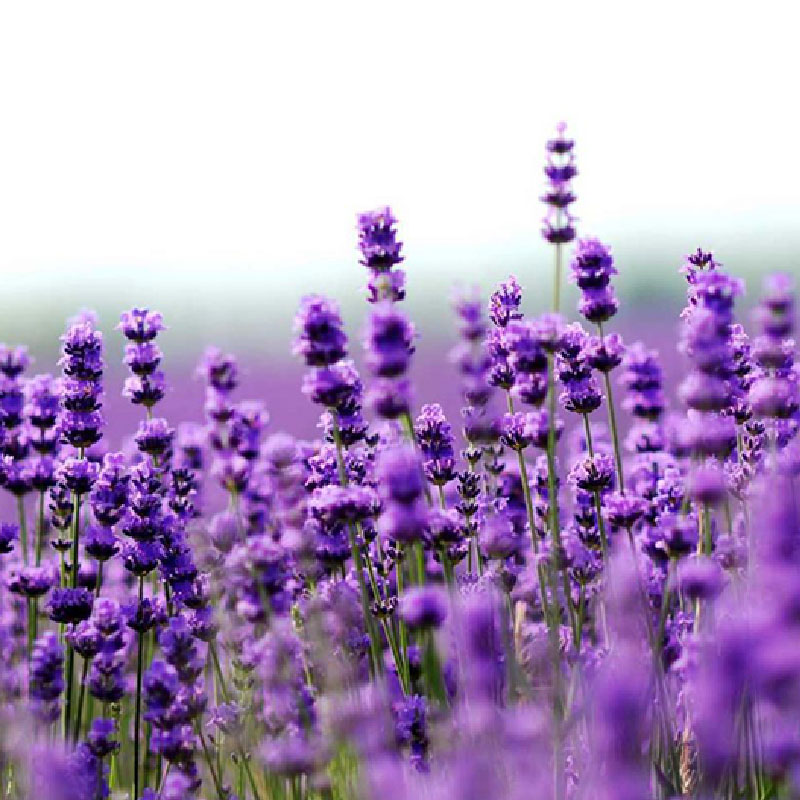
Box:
[376,445,428,543]
[293,295,349,367]
[399,586,448,629]
[585,332,625,373]
[604,492,647,529]
[66,619,102,659]
[118,308,165,343]
[689,461,727,506]
[364,303,416,378]
[86,717,120,758]
[0,344,31,378]
[196,346,238,394]
[302,360,363,413]
[30,632,64,722]
[679,556,724,601]
[0,522,17,554]
[25,373,61,429]
[134,417,175,458]
[480,513,522,559]
[8,564,55,598]
[619,342,666,423]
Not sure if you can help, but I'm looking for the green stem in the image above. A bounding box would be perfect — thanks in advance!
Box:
[26,598,36,666]
[73,655,91,741]
[63,476,83,742]
[35,491,45,566]
[208,643,263,800]
[17,496,28,565]
[197,722,227,800]
[553,240,562,314]
[133,577,145,800]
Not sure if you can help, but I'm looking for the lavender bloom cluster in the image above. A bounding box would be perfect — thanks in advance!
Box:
[0,126,798,800]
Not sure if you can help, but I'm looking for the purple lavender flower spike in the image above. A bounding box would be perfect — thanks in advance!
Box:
[46,587,94,624]
[541,122,577,246]
[293,295,349,367]
[358,206,406,303]
[134,417,175,458]
[570,238,619,324]
[59,317,104,450]
[364,303,416,378]
[489,276,523,328]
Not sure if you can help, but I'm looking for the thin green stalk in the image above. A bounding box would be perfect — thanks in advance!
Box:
[516,449,551,620]
[553,239,562,314]
[35,491,45,566]
[208,643,264,800]
[73,655,91,741]
[133,576,145,800]
[17,496,28,565]
[395,546,411,688]
[414,542,426,585]
[197,722,227,800]
[63,479,84,740]
[544,354,566,800]
[26,598,36,665]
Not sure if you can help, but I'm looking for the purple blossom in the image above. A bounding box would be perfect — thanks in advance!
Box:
[541,122,577,244]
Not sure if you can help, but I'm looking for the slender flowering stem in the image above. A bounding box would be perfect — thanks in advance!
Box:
[35,491,45,566]
[63,467,84,741]
[330,412,383,677]
[596,322,625,492]
[553,238,563,314]
[133,576,145,800]
[17,497,28,565]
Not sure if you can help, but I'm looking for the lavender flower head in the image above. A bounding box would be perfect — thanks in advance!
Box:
[59,317,104,450]
[293,295,349,367]
[358,206,405,303]
[570,237,619,324]
[541,122,577,244]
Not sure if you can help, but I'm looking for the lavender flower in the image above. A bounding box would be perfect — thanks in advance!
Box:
[59,319,104,449]
[570,238,619,324]
[358,206,405,303]
[541,122,577,245]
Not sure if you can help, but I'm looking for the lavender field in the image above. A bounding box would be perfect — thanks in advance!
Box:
[0,121,798,800]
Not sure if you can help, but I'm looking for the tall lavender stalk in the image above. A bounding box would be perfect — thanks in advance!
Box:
[541,123,577,313]
[57,316,104,742]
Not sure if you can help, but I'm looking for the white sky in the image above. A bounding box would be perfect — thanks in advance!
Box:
[0,0,798,288]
